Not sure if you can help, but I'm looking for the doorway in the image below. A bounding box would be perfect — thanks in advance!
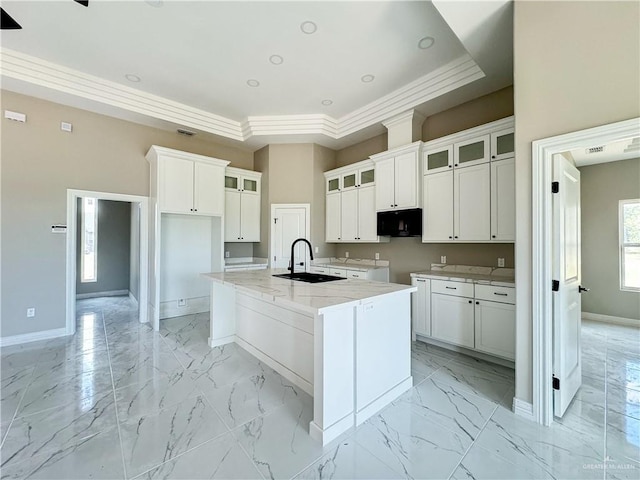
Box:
[66,189,149,336]
[270,204,311,270]
[531,117,640,426]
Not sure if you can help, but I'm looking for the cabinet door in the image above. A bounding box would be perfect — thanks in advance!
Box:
[342,171,358,191]
[194,162,224,215]
[431,293,474,348]
[358,167,375,187]
[394,151,418,209]
[454,163,490,241]
[242,176,259,194]
[375,157,396,211]
[224,190,241,241]
[490,127,515,161]
[411,278,431,336]
[357,185,378,242]
[474,300,515,360]
[330,268,347,278]
[326,193,341,242]
[491,157,515,241]
[326,176,341,194]
[240,192,260,242]
[340,189,358,241]
[454,135,490,168]
[422,171,453,242]
[159,158,194,213]
[424,146,453,175]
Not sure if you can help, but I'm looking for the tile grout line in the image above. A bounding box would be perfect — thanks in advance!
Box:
[102,306,129,480]
[0,359,38,451]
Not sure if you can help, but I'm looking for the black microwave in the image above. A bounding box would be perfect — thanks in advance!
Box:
[377,208,422,237]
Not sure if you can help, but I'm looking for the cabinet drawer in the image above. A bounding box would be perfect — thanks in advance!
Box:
[310,266,330,275]
[330,268,347,278]
[346,270,366,279]
[475,284,515,304]
[431,279,474,298]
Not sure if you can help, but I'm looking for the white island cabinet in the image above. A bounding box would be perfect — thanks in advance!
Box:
[202,269,415,445]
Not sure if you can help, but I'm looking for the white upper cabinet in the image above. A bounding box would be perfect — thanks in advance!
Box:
[453,134,490,168]
[224,167,261,242]
[324,160,388,243]
[454,163,491,241]
[491,157,515,241]
[490,127,515,161]
[421,116,514,243]
[147,146,229,216]
[371,142,422,212]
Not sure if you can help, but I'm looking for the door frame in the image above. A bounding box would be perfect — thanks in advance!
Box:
[531,117,639,426]
[269,203,311,268]
[66,189,149,336]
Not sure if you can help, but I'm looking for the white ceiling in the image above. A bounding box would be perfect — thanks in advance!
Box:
[0,1,513,150]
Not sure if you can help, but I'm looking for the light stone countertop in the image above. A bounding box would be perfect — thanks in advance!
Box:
[410,265,515,287]
[202,268,415,315]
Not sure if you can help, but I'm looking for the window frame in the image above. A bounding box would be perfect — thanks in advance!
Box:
[619,198,640,292]
[80,197,98,283]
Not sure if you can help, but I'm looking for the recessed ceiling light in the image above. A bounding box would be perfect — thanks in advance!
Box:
[145,0,164,7]
[321,99,333,106]
[418,36,435,49]
[269,55,284,65]
[125,74,141,83]
[361,74,375,83]
[247,79,260,87]
[300,21,317,34]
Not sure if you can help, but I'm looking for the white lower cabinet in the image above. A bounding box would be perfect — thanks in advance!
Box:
[431,293,475,349]
[413,277,515,361]
[474,300,515,360]
[310,265,389,282]
[411,277,431,336]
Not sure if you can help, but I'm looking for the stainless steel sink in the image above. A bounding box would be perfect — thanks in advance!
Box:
[272,272,345,283]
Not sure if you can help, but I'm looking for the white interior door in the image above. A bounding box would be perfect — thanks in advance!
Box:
[552,154,582,418]
[271,205,309,270]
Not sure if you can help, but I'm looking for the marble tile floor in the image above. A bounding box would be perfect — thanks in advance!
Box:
[0,297,638,479]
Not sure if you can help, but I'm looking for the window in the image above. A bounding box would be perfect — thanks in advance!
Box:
[620,199,640,291]
[81,197,98,283]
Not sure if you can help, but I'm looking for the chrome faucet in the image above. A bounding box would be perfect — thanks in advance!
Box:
[289,238,314,275]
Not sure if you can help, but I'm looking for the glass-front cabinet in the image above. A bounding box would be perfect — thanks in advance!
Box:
[341,166,375,191]
[423,145,453,174]
[454,134,490,168]
[491,127,515,161]
[326,175,341,194]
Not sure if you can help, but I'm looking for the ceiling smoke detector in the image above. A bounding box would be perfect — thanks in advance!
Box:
[177,128,195,137]
[586,146,604,154]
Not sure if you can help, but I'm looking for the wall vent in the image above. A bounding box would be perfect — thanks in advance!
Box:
[177,128,195,136]
[586,146,604,154]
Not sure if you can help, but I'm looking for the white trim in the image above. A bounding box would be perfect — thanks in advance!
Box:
[513,398,535,421]
[128,291,139,307]
[355,376,413,425]
[66,189,149,337]
[76,289,129,299]
[0,328,67,347]
[582,312,640,328]
[270,204,312,269]
[531,117,640,426]
[619,198,640,292]
[1,48,482,143]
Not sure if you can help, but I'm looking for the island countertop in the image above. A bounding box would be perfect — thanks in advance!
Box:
[202,268,415,315]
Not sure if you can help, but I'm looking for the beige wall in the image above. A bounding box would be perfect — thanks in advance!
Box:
[514,1,640,403]
[253,143,337,260]
[336,240,514,285]
[422,86,514,141]
[580,158,640,320]
[1,90,253,337]
[336,133,387,168]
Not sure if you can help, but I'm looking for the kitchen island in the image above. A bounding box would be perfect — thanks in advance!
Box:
[202,269,415,445]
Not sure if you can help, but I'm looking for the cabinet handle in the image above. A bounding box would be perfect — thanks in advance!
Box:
[390,204,394,207]
[494,292,508,296]
[468,300,472,304]
[190,208,193,211]
[449,236,453,239]
[454,236,458,239]
[492,235,496,238]
[454,164,458,167]
[476,301,480,305]
[417,279,426,282]
[448,165,452,168]
[352,274,359,278]
[492,155,496,159]
[394,204,398,207]
[445,286,457,290]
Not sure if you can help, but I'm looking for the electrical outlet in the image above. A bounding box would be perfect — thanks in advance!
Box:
[315,246,319,253]
[27,308,35,318]
[225,251,230,258]
[375,253,380,260]
[441,255,446,264]
[498,258,505,267]
[345,251,349,258]
[178,299,186,307]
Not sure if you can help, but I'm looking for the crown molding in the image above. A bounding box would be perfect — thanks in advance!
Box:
[1,48,484,144]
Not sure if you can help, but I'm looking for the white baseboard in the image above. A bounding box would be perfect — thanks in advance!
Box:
[128,291,139,307]
[0,327,68,347]
[513,398,535,421]
[582,312,639,328]
[76,289,128,300]
[160,296,209,319]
